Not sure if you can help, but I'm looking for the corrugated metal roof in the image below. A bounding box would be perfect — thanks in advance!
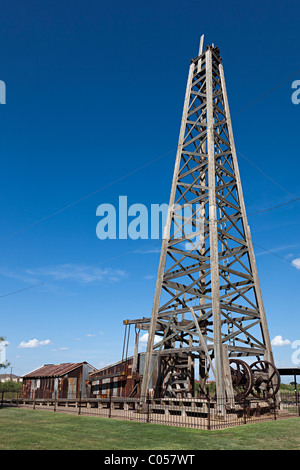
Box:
[89,356,134,377]
[23,362,87,378]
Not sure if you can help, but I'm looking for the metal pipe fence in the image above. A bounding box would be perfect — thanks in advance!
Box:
[1,391,299,430]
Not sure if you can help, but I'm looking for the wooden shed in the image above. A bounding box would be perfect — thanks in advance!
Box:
[22,362,96,399]
[88,353,158,398]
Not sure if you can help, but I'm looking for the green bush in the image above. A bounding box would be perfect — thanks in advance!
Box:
[0,380,22,393]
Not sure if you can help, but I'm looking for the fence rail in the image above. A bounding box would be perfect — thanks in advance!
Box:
[1,391,299,430]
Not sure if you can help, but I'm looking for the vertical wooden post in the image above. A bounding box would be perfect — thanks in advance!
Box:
[198,43,208,396]
[222,344,234,403]
[206,48,226,407]
[132,328,139,374]
[197,34,204,73]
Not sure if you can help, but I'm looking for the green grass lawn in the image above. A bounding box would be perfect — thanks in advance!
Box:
[0,407,300,450]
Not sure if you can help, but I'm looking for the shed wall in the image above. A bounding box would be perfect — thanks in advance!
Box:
[22,364,94,399]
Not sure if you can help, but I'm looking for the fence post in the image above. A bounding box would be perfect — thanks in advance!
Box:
[109,393,112,418]
[78,391,81,415]
[207,395,211,430]
[273,396,277,420]
[146,392,150,423]
[243,396,247,424]
[33,390,36,410]
[54,390,57,412]
[1,391,4,408]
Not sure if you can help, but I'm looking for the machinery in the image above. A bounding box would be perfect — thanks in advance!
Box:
[229,359,280,401]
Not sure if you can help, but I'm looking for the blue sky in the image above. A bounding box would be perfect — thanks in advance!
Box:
[0,0,300,380]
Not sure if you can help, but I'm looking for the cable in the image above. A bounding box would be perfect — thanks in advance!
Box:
[0,68,300,298]
[0,241,161,299]
[232,69,300,117]
[1,67,299,243]
[0,163,299,299]
[0,282,45,299]
[237,151,297,200]
[1,188,299,301]
[0,148,176,243]
[0,196,298,300]
[1,168,298,299]
[63,241,161,271]
[247,197,300,216]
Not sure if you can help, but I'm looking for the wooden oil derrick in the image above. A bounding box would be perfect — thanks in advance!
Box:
[124,35,277,406]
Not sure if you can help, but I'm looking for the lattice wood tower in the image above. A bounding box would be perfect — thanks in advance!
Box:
[130,36,275,401]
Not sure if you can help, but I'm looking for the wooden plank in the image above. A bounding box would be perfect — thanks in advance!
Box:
[222,345,235,401]
[206,48,226,402]
[157,346,204,356]
[190,307,215,378]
